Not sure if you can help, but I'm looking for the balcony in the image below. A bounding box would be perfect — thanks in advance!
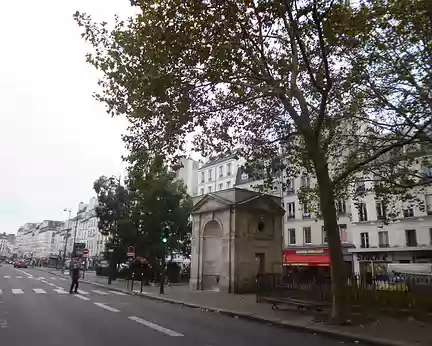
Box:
[379,243,390,248]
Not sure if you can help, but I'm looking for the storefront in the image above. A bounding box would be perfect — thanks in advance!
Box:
[354,252,392,277]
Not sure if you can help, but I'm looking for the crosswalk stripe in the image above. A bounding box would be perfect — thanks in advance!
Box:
[33,289,46,294]
[50,278,56,280]
[92,290,109,295]
[0,289,3,295]
[75,295,90,301]
[15,276,23,279]
[38,277,45,279]
[12,289,24,295]
[3,276,10,279]
[53,289,68,294]
[109,291,127,296]
[94,302,119,312]
[77,290,89,295]
[128,316,184,336]
[59,278,67,281]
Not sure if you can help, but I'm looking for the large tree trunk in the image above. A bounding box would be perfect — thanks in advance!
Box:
[314,156,349,324]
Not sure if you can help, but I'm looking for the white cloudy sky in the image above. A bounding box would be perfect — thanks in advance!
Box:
[0,0,133,233]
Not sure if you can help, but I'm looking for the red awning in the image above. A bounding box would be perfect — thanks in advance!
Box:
[284,254,330,267]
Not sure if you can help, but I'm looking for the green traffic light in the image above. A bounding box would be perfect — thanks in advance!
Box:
[162,238,167,243]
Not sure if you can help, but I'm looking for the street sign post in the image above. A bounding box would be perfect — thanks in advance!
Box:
[127,245,135,257]
[83,249,89,255]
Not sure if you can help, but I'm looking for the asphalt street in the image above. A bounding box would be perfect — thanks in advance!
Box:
[0,264,366,346]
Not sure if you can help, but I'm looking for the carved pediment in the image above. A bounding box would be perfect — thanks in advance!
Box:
[192,194,232,214]
[237,195,285,215]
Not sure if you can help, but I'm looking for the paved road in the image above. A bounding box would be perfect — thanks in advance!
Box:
[0,264,364,346]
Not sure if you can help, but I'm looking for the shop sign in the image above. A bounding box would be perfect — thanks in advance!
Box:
[357,254,389,262]
[295,249,325,255]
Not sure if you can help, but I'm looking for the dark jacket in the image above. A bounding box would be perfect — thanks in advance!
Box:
[71,267,80,280]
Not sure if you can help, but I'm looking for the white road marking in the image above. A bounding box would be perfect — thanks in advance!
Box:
[3,276,10,279]
[53,289,68,294]
[0,289,3,295]
[15,269,32,277]
[12,289,24,295]
[33,289,46,294]
[59,278,67,281]
[38,277,45,279]
[75,295,90,301]
[109,291,127,296]
[128,316,184,336]
[46,283,56,286]
[77,290,89,295]
[50,277,56,280]
[94,302,120,312]
[92,290,109,295]
[15,276,23,279]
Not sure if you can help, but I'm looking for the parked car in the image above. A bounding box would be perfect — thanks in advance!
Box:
[14,262,28,268]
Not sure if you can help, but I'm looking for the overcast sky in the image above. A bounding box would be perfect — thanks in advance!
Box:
[0,0,133,233]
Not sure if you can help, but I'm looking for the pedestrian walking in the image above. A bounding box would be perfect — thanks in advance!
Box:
[69,263,81,294]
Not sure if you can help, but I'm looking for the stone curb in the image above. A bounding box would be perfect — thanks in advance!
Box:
[33,268,413,346]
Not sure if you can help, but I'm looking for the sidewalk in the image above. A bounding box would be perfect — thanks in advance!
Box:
[38,267,431,346]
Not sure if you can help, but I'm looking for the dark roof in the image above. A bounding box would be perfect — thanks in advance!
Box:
[235,166,264,185]
[200,151,239,170]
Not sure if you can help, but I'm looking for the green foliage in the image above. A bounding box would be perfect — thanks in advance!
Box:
[78,0,431,321]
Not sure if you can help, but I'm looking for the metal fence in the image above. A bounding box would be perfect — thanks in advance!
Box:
[257,272,432,313]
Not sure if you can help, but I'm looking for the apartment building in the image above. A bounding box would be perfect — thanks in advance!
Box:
[197,152,242,195]
[175,157,201,196]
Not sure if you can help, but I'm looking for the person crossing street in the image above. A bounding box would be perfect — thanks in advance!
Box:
[69,262,81,294]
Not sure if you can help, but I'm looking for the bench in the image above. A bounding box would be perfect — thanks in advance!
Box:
[261,296,327,312]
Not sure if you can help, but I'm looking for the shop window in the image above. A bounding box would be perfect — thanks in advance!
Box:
[360,232,369,248]
[403,208,414,217]
[358,203,368,221]
[378,231,389,247]
[287,202,295,220]
[303,227,312,244]
[405,229,417,246]
[288,229,296,245]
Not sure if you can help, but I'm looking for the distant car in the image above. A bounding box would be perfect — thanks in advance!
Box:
[14,262,27,268]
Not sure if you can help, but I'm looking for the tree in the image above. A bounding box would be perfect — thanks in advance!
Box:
[93,175,133,282]
[76,0,431,322]
[127,155,192,271]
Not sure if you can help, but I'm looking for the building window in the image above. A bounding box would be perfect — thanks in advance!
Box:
[339,224,348,243]
[376,200,387,220]
[226,181,231,188]
[200,172,205,183]
[322,226,327,243]
[360,232,369,248]
[208,186,212,193]
[288,228,296,245]
[227,163,232,176]
[286,179,294,194]
[287,202,295,220]
[403,207,414,218]
[302,202,310,219]
[200,188,204,195]
[426,195,432,215]
[335,200,346,215]
[378,231,389,247]
[218,183,223,190]
[300,175,310,188]
[358,203,368,221]
[303,227,312,244]
[405,229,417,246]
[208,169,213,182]
[219,166,223,177]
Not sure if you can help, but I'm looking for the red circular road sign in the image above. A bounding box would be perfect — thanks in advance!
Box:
[83,249,89,255]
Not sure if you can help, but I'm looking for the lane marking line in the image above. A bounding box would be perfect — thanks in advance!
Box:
[109,291,126,296]
[12,289,24,295]
[94,302,120,312]
[77,290,89,295]
[53,289,68,294]
[33,289,46,294]
[0,289,3,295]
[92,290,109,295]
[38,277,45,279]
[128,316,184,336]
[15,269,33,277]
[3,276,10,279]
[15,276,23,279]
[59,278,67,281]
[75,295,90,301]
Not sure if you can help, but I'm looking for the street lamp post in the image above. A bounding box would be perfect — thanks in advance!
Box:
[160,236,167,294]
[62,208,72,273]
